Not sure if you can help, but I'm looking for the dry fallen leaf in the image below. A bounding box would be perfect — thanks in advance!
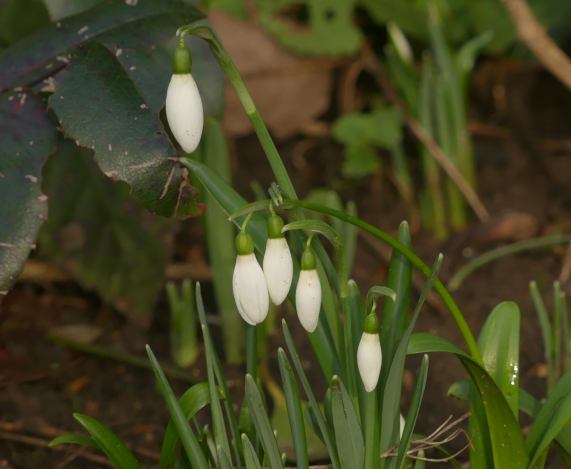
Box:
[209,11,335,140]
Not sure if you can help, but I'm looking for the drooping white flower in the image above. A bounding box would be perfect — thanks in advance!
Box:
[295,247,321,332]
[232,231,269,325]
[165,41,203,153]
[357,313,382,392]
[263,214,293,305]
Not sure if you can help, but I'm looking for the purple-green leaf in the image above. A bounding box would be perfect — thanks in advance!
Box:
[0,91,57,293]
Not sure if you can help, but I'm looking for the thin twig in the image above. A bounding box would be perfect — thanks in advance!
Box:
[0,429,112,466]
[502,0,571,92]
[363,49,490,223]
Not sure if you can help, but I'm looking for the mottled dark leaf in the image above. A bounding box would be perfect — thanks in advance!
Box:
[49,42,202,218]
[0,91,57,293]
[0,0,204,91]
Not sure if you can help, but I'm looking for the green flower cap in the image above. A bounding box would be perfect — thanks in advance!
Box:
[172,40,192,74]
[301,247,316,271]
[235,231,254,255]
[267,214,284,239]
[363,312,379,334]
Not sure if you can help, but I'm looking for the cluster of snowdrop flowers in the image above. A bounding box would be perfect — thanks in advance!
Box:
[165,38,204,154]
[232,214,322,333]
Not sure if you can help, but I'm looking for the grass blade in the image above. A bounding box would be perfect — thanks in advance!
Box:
[49,433,99,450]
[159,382,217,469]
[395,354,429,469]
[529,281,553,371]
[379,221,412,389]
[71,414,141,469]
[245,375,284,469]
[381,254,443,466]
[146,346,208,469]
[277,348,309,469]
[331,377,364,469]
[242,434,263,469]
[194,282,242,465]
[526,368,571,466]
[202,117,244,364]
[282,320,341,469]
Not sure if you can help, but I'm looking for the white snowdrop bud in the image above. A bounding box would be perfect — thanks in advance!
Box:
[295,247,321,332]
[165,40,203,153]
[263,214,293,305]
[232,231,269,325]
[357,313,382,392]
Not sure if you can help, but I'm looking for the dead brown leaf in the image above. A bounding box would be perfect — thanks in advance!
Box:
[209,11,335,140]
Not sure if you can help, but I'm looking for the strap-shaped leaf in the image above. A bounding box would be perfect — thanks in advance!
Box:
[408,333,529,468]
[477,301,520,417]
[72,413,141,469]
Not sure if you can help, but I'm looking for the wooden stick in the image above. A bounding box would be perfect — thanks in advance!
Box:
[503,0,571,92]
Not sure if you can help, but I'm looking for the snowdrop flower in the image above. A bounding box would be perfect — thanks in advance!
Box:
[263,214,293,305]
[357,312,382,392]
[232,230,269,325]
[166,40,203,153]
[295,246,321,332]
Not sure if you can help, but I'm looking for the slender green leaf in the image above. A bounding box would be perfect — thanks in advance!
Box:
[159,382,215,469]
[242,434,263,469]
[49,433,99,450]
[73,413,141,469]
[196,281,232,465]
[277,348,308,469]
[529,281,552,368]
[245,374,284,469]
[395,354,429,469]
[194,282,242,466]
[146,346,208,469]
[282,320,341,469]
[201,118,243,364]
[380,221,412,388]
[526,368,571,467]
[331,377,364,469]
[381,255,442,467]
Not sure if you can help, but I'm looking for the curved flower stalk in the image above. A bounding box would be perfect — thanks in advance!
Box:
[166,38,204,153]
[232,229,269,325]
[295,245,321,332]
[357,311,382,392]
[263,213,293,305]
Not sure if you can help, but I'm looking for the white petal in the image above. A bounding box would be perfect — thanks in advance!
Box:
[295,269,321,332]
[263,238,293,305]
[232,254,269,325]
[357,332,382,392]
[166,74,204,153]
[399,414,405,438]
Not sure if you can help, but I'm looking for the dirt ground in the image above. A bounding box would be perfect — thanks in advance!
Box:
[2,62,571,467]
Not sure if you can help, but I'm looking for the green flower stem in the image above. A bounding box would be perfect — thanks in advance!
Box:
[178,24,297,200]
[364,390,380,469]
[284,198,482,362]
[246,324,258,382]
